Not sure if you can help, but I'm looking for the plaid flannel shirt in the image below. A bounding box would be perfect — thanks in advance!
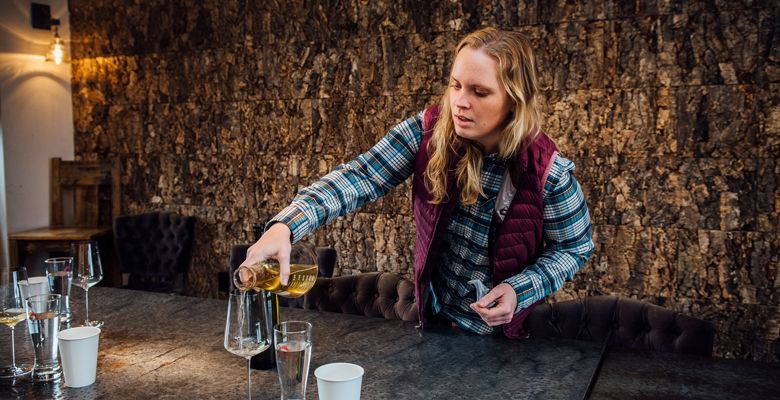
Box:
[272,111,594,334]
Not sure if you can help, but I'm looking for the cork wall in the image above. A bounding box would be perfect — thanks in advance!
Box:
[69,1,779,361]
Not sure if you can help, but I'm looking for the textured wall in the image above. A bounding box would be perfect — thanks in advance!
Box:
[69,1,779,361]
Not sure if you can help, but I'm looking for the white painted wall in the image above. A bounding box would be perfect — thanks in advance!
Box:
[0,0,74,266]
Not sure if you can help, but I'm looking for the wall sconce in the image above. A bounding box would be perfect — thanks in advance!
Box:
[31,3,69,65]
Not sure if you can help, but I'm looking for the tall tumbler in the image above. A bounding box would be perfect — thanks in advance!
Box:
[45,257,73,325]
[26,294,62,382]
[274,321,313,400]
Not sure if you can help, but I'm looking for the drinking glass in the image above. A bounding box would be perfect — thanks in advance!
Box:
[0,267,31,378]
[224,290,272,400]
[274,321,313,400]
[45,257,73,325]
[71,241,104,328]
[26,294,62,382]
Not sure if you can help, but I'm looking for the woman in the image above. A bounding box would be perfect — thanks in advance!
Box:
[241,27,594,338]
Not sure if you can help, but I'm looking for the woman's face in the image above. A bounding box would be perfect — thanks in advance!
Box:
[448,46,513,153]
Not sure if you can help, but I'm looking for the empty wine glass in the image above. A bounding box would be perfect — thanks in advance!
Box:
[224,290,272,400]
[71,241,104,328]
[0,267,31,378]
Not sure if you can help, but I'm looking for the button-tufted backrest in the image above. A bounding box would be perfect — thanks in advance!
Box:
[303,272,418,322]
[523,296,715,356]
[114,212,196,292]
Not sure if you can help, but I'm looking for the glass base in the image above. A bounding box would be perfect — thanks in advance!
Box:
[85,320,104,328]
[31,365,61,382]
[0,364,32,378]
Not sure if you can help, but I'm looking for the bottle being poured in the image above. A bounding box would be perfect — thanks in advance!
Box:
[233,243,319,298]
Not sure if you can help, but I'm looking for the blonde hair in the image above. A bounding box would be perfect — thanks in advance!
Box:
[424,27,543,205]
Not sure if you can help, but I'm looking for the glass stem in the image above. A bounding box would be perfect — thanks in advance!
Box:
[10,327,16,368]
[247,358,252,400]
[85,288,90,325]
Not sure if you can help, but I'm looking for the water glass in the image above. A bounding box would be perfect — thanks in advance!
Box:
[45,257,73,325]
[26,294,62,382]
[274,321,312,400]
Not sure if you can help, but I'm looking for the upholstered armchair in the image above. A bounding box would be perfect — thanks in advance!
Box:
[113,212,196,293]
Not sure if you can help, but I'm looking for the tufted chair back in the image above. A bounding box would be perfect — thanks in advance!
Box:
[303,272,418,321]
[523,296,715,356]
[114,212,196,293]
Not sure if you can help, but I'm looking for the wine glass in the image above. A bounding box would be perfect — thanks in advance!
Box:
[71,241,104,328]
[0,267,31,378]
[224,290,272,400]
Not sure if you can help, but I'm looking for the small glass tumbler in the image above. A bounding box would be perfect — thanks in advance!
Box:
[45,257,73,325]
[274,321,313,400]
[26,294,62,382]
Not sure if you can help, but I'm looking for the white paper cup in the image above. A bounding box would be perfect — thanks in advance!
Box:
[315,363,364,400]
[19,276,50,299]
[57,326,101,387]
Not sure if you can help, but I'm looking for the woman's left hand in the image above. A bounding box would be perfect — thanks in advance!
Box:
[469,283,518,326]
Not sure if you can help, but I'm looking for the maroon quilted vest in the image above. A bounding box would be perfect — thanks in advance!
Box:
[412,105,558,338]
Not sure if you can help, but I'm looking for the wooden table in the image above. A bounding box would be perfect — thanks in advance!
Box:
[7,227,121,287]
[0,288,777,399]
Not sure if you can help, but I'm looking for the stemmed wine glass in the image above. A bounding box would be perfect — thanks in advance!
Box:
[71,241,104,328]
[0,267,31,378]
[224,290,272,400]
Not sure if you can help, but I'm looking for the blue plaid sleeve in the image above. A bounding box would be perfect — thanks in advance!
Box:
[271,111,425,242]
[502,155,595,312]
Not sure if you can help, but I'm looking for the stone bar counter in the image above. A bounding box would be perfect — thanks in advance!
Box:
[0,287,777,399]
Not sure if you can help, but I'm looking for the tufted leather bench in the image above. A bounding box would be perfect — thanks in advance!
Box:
[302,273,715,356]
[303,272,418,321]
[524,296,715,356]
[114,212,196,293]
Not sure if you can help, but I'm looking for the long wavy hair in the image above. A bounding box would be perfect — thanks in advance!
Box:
[424,28,543,205]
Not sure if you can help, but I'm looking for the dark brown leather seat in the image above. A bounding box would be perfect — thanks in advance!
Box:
[114,212,196,293]
[302,273,715,356]
[523,296,715,356]
[303,272,418,321]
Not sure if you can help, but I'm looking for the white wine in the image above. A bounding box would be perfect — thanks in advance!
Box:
[0,308,27,327]
[235,261,317,298]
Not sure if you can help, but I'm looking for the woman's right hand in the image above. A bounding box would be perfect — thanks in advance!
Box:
[240,222,293,285]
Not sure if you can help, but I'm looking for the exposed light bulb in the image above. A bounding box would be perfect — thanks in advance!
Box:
[45,26,68,64]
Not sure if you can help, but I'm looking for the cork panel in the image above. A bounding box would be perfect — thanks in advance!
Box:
[105,105,144,155]
[71,56,148,106]
[758,85,780,158]
[581,225,680,299]
[610,157,766,231]
[658,0,760,16]
[518,0,658,24]
[759,9,780,84]
[533,21,618,90]
[657,10,758,86]
[70,0,244,57]
[677,230,780,306]
[371,214,416,277]
[658,85,760,158]
[241,42,324,100]
[360,33,457,97]
[680,300,780,361]
[182,205,249,297]
[238,99,310,159]
[245,0,361,46]
[543,89,659,159]
[324,213,379,276]
[755,158,780,233]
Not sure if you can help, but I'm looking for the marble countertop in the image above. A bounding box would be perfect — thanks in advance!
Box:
[1,287,777,399]
[0,287,601,399]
